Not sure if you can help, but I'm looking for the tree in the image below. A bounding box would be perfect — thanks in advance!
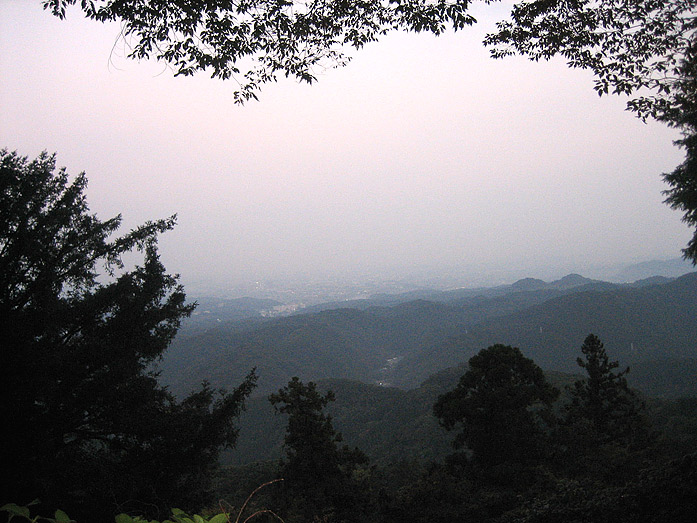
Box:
[0,150,256,519]
[43,0,477,103]
[485,0,697,263]
[659,38,697,261]
[433,344,559,470]
[485,0,697,120]
[269,377,369,522]
[564,334,648,449]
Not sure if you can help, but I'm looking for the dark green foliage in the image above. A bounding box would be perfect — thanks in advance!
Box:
[0,150,256,519]
[564,334,648,448]
[217,363,696,523]
[434,345,559,469]
[228,376,455,468]
[498,454,697,523]
[485,0,697,119]
[660,38,697,262]
[44,0,477,102]
[269,377,369,522]
[550,335,651,485]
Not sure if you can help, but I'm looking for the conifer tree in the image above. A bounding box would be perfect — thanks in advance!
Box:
[565,334,647,448]
[270,377,368,522]
[0,150,256,519]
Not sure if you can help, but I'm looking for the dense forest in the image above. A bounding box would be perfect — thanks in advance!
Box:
[4,0,697,521]
[3,149,697,522]
[160,272,697,396]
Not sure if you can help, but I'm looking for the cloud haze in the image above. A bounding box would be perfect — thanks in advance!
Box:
[0,1,690,289]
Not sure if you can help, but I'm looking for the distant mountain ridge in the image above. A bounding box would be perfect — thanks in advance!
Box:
[160,272,697,398]
[612,258,695,282]
[390,272,697,387]
[298,272,665,314]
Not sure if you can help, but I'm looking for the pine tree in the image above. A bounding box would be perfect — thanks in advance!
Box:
[565,334,647,448]
[269,377,368,522]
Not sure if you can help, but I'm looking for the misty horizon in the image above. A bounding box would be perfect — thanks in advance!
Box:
[1,2,692,289]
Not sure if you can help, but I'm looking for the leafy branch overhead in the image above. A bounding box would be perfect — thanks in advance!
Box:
[484,2,697,263]
[43,0,477,102]
[485,0,697,121]
[39,1,697,262]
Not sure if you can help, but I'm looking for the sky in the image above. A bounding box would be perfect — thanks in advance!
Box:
[0,1,692,292]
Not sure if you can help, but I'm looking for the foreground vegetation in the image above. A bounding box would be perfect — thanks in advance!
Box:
[2,150,696,521]
[5,334,697,522]
[210,337,697,523]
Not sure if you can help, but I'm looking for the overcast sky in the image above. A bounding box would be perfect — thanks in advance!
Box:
[0,1,691,290]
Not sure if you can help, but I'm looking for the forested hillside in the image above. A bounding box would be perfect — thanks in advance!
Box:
[160,273,697,396]
[393,272,697,387]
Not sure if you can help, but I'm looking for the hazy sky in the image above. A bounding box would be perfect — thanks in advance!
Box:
[0,1,691,289]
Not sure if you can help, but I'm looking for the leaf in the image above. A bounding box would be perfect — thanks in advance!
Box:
[54,510,72,523]
[1,503,31,518]
[115,514,136,523]
[208,515,230,523]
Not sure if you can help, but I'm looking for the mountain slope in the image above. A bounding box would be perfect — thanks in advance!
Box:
[392,273,697,387]
[159,273,697,397]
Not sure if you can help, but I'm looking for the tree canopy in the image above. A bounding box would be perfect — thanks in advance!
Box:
[43,0,476,102]
[270,377,369,522]
[433,344,558,468]
[0,150,256,519]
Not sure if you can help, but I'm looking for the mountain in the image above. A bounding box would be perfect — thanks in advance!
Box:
[159,273,697,399]
[178,296,283,337]
[612,258,695,282]
[390,272,697,387]
[300,273,606,313]
[160,300,473,396]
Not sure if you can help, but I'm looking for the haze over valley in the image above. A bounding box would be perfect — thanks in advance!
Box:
[162,258,697,398]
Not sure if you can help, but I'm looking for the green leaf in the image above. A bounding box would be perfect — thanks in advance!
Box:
[54,510,72,523]
[115,514,135,523]
[208,515,230,523]
[1,503,31,518]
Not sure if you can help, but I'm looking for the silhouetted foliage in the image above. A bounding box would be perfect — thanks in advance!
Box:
[43,0,477,102]
[486,0,696,120]
[659,38,697,262]
[0,150,256,519]
[269,377,369,522]
[433,344,559,471]
[486,0,697,263]
[498,454,697,523]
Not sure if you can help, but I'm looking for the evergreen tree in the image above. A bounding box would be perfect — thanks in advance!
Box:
[269,377,368,522]
[0,150,256,519]
[433,344,558,471]
[565,334,647,447]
